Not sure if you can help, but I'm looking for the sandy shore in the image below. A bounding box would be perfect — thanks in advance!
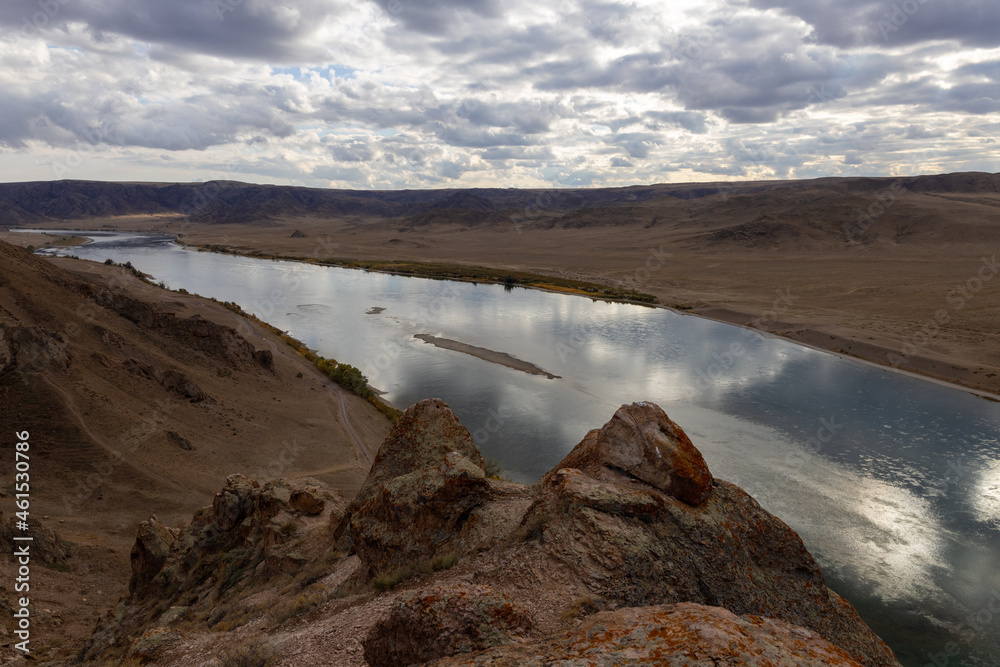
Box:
[415,334,561,379]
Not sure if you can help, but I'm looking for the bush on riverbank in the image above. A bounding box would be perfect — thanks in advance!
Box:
[214,299,400,422]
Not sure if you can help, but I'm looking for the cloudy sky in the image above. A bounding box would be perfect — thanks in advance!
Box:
[0,0,997,189]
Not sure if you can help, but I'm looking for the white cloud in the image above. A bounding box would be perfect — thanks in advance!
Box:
[0,0,996,187]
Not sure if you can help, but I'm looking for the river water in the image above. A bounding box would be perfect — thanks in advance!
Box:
[28,230,1000,665]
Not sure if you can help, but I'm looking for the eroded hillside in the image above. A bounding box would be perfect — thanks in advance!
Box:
[0,241,391,660]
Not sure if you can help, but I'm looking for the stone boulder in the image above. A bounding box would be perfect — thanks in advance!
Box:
[350,451,490,575]
[516,426,899,667]
[352,398,485,507]
[129,516,179,597]
[546,401,713,505]
[335,398,487,551]
[426,602,864,666]
[363,584,536,667]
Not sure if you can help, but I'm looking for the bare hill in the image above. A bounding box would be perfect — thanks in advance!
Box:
[3,173,998,245]
[0,240,391,659]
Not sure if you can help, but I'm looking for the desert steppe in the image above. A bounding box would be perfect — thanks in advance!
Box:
[5,173,997,397]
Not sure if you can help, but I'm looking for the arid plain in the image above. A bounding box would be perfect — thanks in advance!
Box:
[5,172,997,396]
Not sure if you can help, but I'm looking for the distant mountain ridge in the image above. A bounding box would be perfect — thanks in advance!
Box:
[1,172,997,225]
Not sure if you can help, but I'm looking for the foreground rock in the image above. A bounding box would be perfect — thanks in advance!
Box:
[547,401,714,505]
[80,476,346,662]
[364,584,536,666]
[129,516,178,596]
[426,602,864,666]
[81,399,900,667]
[336,398,490,575]
[517,468,896,665]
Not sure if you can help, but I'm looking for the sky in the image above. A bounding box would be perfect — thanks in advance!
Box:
[0,0,997,189]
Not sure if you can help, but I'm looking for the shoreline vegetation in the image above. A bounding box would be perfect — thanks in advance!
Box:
[190,242,663,305]
[211,297,402,422]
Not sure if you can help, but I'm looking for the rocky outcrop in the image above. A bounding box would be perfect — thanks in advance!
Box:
[82,400,900,667]
[80,475,347,663]
[545,401,713,505]
[426,602,864,666]
[363,584,536,667]
[129,516,178,597]
[512,404,897,667]
[350,451,491,575]
[89,287,272,371]
[289,485,327,515]
[348,398,486,508]
[335,398,488,563]
[0,514,71,566]
[123,358,208,401]
[0,325,71,374]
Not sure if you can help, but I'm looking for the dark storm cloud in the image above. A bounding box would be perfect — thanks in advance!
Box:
[748,0,1000,48]
[369,0,502,36]
[0,0,340,61]
[530,52,675,93]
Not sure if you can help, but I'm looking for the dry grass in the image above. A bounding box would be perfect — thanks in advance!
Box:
[371,566,414,593]
[217,638,276,667]
[269,584,329,626]
[421,552,459,574]
[561,595,601,621]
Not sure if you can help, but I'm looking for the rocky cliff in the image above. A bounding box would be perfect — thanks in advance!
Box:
[79,398,900,667]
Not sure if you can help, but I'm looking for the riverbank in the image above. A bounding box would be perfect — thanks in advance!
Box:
[3,222,997,398]
[172,231,1000,400]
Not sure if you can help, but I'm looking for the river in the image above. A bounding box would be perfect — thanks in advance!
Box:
[26,230,1000,666]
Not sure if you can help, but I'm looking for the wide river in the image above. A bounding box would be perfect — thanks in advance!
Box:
[28,230,1000,665]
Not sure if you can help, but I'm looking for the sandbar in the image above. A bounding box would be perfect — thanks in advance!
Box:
[414,334,560,379]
